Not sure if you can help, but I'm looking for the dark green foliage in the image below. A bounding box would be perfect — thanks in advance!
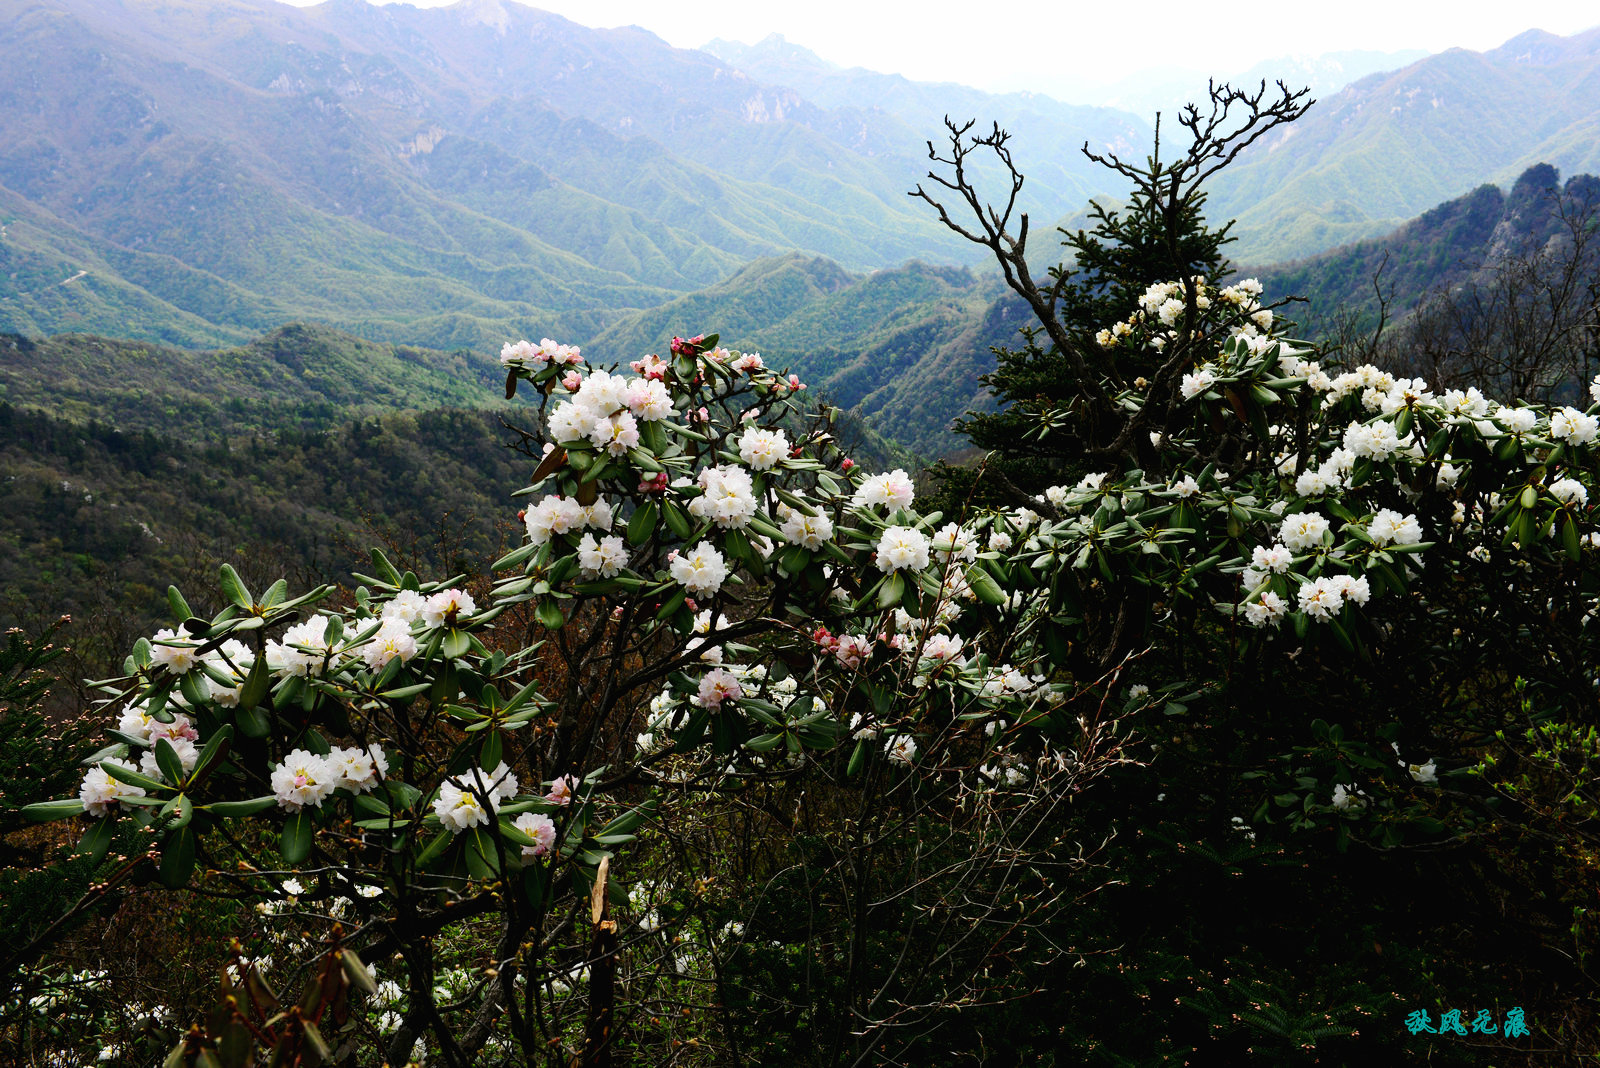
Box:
[0,621,95,840]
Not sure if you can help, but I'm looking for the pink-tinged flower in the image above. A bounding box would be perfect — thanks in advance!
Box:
[638,472,670,494]
[546,775,580,806]
[789,374,803,389]
[835,634,871,670]
[79,758,146,817]
[696,668,743,709]
[562,370,583,391]
[514,812,557,857]
[272,749,335,812]
[422,588,476,628]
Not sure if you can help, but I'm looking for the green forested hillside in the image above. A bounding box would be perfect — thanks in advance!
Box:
[0,323,909,666]
[1212,28,1600,261]
[1261,165,1600,335]
[590,255,1018,456]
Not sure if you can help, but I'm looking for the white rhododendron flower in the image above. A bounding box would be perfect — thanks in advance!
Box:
[1329,574,1372,606]
[422,589,476,628]
[79,758,146,817]
[1550,406,1599,445]
[434,781,494,833]
[1243,591,1288,627]
[852,469,915,511]
[1279,512,1330,551]
[148,628,200,675]
[931,523,979,563]
[1251,544,1293,574]
[737,426,789,470]
[1331,784,1367,810]
[1406,759,1438,785]
[670,543,728,595]
[688,465,757,528]
[578,533,629,578]
[381,589,427,623]
[1550,478,1588,506]
[1297,577,1345,619]
[273,750,336,811]
[778,505,834,550]
[1497,406,1539,434]
[875,527,930,572]
[696,668,743,708]
[1343,421,1401,461]
[1368,509,1423,547]
[270,616,335,677]
[545,775,579,806]
[884,735,918,766]
[328,746,388,793]
[625,378,673,421]
[1180,368,1216,400]
[362,617,418,670]
[514,812,557,857]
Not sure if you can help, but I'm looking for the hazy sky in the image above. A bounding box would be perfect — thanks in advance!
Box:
[280,0,1600,98]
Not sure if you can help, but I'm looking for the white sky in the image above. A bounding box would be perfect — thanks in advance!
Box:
[279,0,1600,99]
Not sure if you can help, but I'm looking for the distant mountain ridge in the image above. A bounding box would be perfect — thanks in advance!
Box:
[1212,26,1600,261]
[0,0,1145,349]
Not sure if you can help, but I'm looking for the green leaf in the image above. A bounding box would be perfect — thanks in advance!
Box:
[370,549,403,586]
[281,808,313,866]
[965,566,1007,607]
[442,628,472,659]
[238,654,271,713]
[414,829,452,869]
[178,668,211,710]
[21,798,86,822]
[76,817,116,863]
[205,796,278,817]
[662,501,692,540]
[103,761,167,793]
[236,703,271,739]
[154,738,185,786]
[161,793,193,831]
[260,579,288,609]
[536,600,567,630]
[628,501,658,546]
[846,738,866,777]
[338,949,378,997]
[219,564,252,609]
[480,731,503,773]
[159,825,197,887]
[876,571,905,609]
[167,585,193,622]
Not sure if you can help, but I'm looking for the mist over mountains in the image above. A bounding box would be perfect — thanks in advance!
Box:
[2,0,1599,458]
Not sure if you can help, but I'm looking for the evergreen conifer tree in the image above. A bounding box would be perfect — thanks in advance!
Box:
[917,83,1312,509]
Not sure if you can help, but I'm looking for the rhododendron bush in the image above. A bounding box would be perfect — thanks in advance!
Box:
[20,332,1126,1065]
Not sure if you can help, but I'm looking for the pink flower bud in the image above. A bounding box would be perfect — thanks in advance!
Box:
[841,458,855,472]
[684,598,698,612]
[562,371,582,391]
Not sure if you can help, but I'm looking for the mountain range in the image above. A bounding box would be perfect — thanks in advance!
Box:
[0,0,1145,350]
[4,0,1600,459]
